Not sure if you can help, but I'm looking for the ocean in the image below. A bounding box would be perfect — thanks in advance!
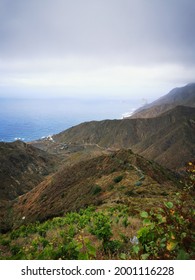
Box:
[0,97,139,142]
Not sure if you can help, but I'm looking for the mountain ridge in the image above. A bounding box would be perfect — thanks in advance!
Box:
[130,83,195,118]
[37,105,195,171]
[4,149,183,231]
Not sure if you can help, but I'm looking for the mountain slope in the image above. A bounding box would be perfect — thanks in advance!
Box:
[130,83,195,118]
[0,140,59,201]
[45,105,195,170]
[132,106,195,169]
[6,149,182,230]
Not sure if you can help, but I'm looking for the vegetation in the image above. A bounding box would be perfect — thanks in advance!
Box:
[91,185,102,195]
[0,187,194,260]
[113,175,123,183]
[0,151,194,260]
[0,205,137,260]
[133,164,195,260]
[136,195,195,259]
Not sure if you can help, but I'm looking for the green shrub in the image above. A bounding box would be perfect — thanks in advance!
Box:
[113,175,123,183]
[90,212,112,243]
[103,240,123,254]
[10,245,22,255]
[76,237,96,260]
[91,185,102,195]
[58,240,79,260]
[135,194,195,260]
[0,238,10,246]
[38,245,57,260]
[38,228,47,237]
[10,230,20,240]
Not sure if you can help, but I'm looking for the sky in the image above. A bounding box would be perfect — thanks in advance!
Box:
[0,0,195,101]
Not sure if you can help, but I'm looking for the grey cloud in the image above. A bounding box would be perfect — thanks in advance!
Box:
[0,0,195,66]
[0,0,195,100]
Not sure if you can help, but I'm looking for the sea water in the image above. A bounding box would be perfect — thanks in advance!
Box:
[0,97,139,142]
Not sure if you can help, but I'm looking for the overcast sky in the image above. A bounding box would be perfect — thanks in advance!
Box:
[0,0,195,100]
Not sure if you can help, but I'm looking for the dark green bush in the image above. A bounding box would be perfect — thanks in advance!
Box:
[0,238,10,246]
[113,175,123,183]
[91,185,102,195]
[104,240,123,254]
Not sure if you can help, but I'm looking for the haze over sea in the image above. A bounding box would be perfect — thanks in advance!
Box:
[0,97,140,142]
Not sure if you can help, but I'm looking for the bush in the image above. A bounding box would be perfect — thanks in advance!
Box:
[113,175,123,183]
[0,238,10,247]
[10,245,22,256]
[91,185,102,195]
[76,237,96,260]
[135,194,195,259]
[90,213,112,243]
[104,240,123,254]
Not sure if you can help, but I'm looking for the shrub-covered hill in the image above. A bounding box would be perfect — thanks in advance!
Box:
[4,149,183,230]
[0,150,194,260]
[0,194,194,260]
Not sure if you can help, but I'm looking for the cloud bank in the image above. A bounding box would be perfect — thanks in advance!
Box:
[0,0,195,99]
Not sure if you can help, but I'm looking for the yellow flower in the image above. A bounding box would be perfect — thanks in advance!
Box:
[166,241,177,251]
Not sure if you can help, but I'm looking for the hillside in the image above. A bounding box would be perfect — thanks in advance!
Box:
[1,149,194,260]
[0,140,61,233]
[32,105,195,171]
[130,83,195,118]
[4,149,182,230]
[0,140,59,202]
